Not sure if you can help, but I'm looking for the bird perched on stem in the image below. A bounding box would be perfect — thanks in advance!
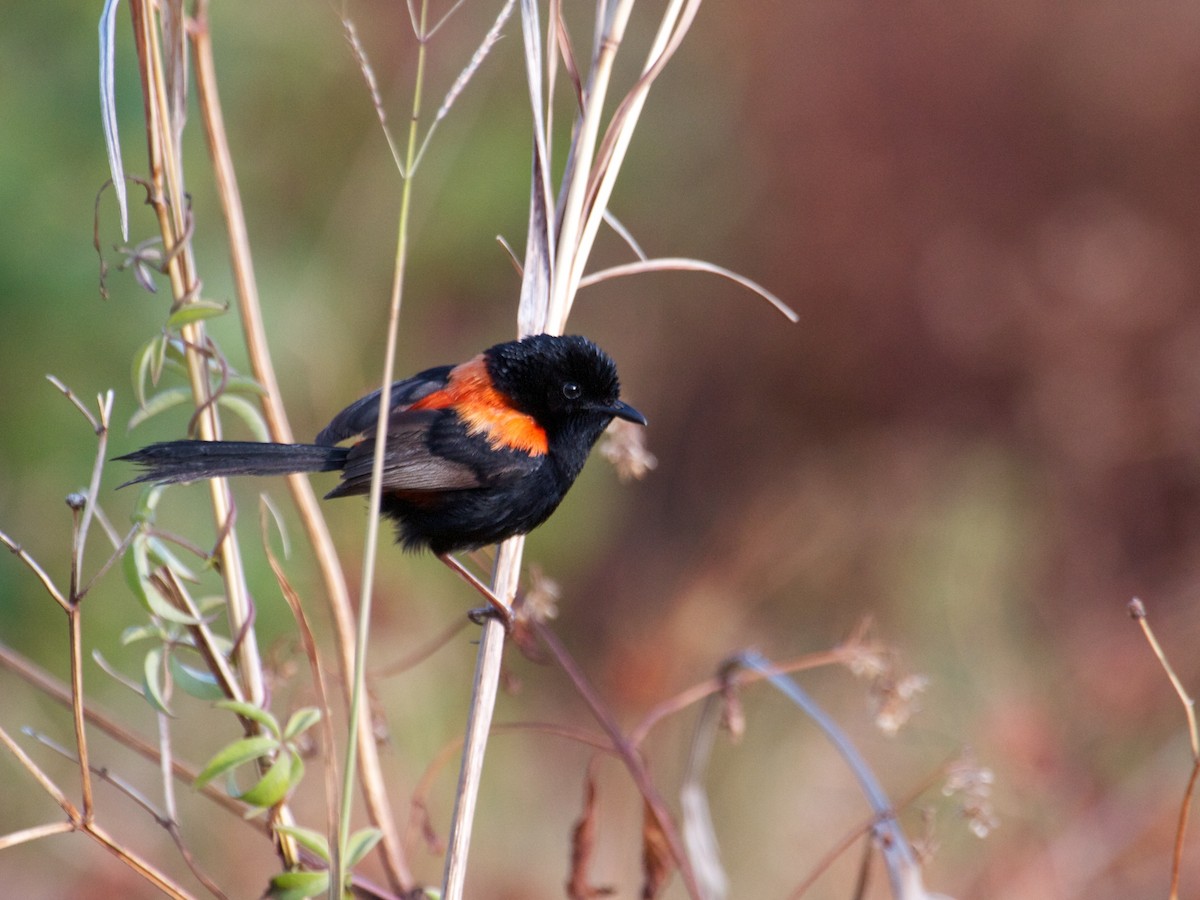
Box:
[119,334,646,618]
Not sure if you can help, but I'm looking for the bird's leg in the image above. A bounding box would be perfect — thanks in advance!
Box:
[437,553,513,630]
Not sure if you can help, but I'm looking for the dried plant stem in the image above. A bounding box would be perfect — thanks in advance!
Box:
[629,647,852,747]
[129,0,301,867]
[1129,598,1199,900]
[129,0,264,707]
[0,721,196,900]
[736,652,927,900]
[0,641,254,823]
[0,821,75,851]
[336,0,427,893]
[442,539,523,898]
[88,820,196,900]
[67,609,93,821]
[535,620,701,897]
[189,2,410,888]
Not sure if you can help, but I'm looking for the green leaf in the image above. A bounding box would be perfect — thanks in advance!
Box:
[282,707,321,742]
[120,623,163,645]
[236,750,297,808]
[215,393,269,442]
[146,536,199,583]
[131,334,167,407]
[127,385,192,430]
[224,375,268,396]
[124,536,202,625]
[195,735,278,788]
[166,298,230,328]
[266,870,329,900]
[344,827,384,869]
[129,484,164,525]
[274,825,330,862]
[216,700,281,738]
[141,646,173,716]
[169,653,226,701]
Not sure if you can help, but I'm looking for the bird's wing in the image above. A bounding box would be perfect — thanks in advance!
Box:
[324,411,541,499]
[324,412,476,497]
[315,365,454,447]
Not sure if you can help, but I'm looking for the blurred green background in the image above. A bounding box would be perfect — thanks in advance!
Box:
[3,1,1200,898]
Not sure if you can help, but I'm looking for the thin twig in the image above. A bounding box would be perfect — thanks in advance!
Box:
[67,607,94,822]
[629,647,852,747]
[736,651,928,899]
[0,821,75,851]
[1128,597,1199,900]
[86,819,197,900]
[534,620,701,898]
[374,618,471,680]
[261,502,342,894]
[337,0,429,892]
[0,528,68,611]
[442,538,522,899]
[0,722,79,817]
[130,0,267,714]
[578,257,797,322]
[0,642,250,822]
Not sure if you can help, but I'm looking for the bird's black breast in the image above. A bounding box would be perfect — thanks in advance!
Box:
[382,415,566,554]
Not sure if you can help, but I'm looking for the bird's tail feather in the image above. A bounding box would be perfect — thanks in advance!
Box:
[117,440,349,487]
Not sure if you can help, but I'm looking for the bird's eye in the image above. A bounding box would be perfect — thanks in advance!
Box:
[562,381,582,400]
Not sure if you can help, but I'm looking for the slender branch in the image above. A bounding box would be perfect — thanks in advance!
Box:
[1128,598,1200,900]
[130,0,266,714]
[86,820,197,900]
[67,608,94,822]
[0,642,252,822]
[534,620,701,898]
[0,722,79,818]
[69,389,114,603]
[736,651,925,899]
[630,647,852,747]
[374,618,470,680]
[0,528,68,611]
[261,506,342,896]
[336,0,428,892]
[0,821,75,851]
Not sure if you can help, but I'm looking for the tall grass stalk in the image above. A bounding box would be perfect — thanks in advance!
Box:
[335,1,429,894]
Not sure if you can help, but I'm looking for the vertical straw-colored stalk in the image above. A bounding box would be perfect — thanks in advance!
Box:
[441,538,523,898]
[334,1,428,894]
[127,0,298,868]
[188,1,411,889]
[129,0,264,709]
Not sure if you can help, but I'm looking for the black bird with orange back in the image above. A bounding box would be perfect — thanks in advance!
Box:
[119,334,646,555]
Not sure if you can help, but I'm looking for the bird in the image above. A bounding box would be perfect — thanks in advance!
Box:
[119,334,646,577]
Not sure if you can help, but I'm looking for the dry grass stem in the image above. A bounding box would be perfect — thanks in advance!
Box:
[0,528,68,611]
[736,651,943,899]
[1128,598,1199,900]
[535,620,701,897]
[578,257,797,322]
[0,822,76,852]
[629,647,853,746]
[191,0,409,884]
[261,502,343,881]
[130,0,266,713]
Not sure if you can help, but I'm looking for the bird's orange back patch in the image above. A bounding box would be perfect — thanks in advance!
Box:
[410,355,548,456]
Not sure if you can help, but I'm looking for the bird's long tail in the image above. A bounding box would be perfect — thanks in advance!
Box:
[117,440,350,487]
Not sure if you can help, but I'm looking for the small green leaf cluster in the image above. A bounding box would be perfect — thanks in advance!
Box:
[195,701,321,811]
[265,823,384,900]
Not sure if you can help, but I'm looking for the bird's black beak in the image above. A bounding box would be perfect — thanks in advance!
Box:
[607,400,647,426]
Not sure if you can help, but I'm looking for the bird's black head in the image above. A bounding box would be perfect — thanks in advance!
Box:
[485,334,645,450]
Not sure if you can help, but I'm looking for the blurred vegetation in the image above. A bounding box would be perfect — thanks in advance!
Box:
[3,1,1200,898]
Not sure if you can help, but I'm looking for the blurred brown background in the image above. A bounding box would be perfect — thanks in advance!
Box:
[2,1,1200,897]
